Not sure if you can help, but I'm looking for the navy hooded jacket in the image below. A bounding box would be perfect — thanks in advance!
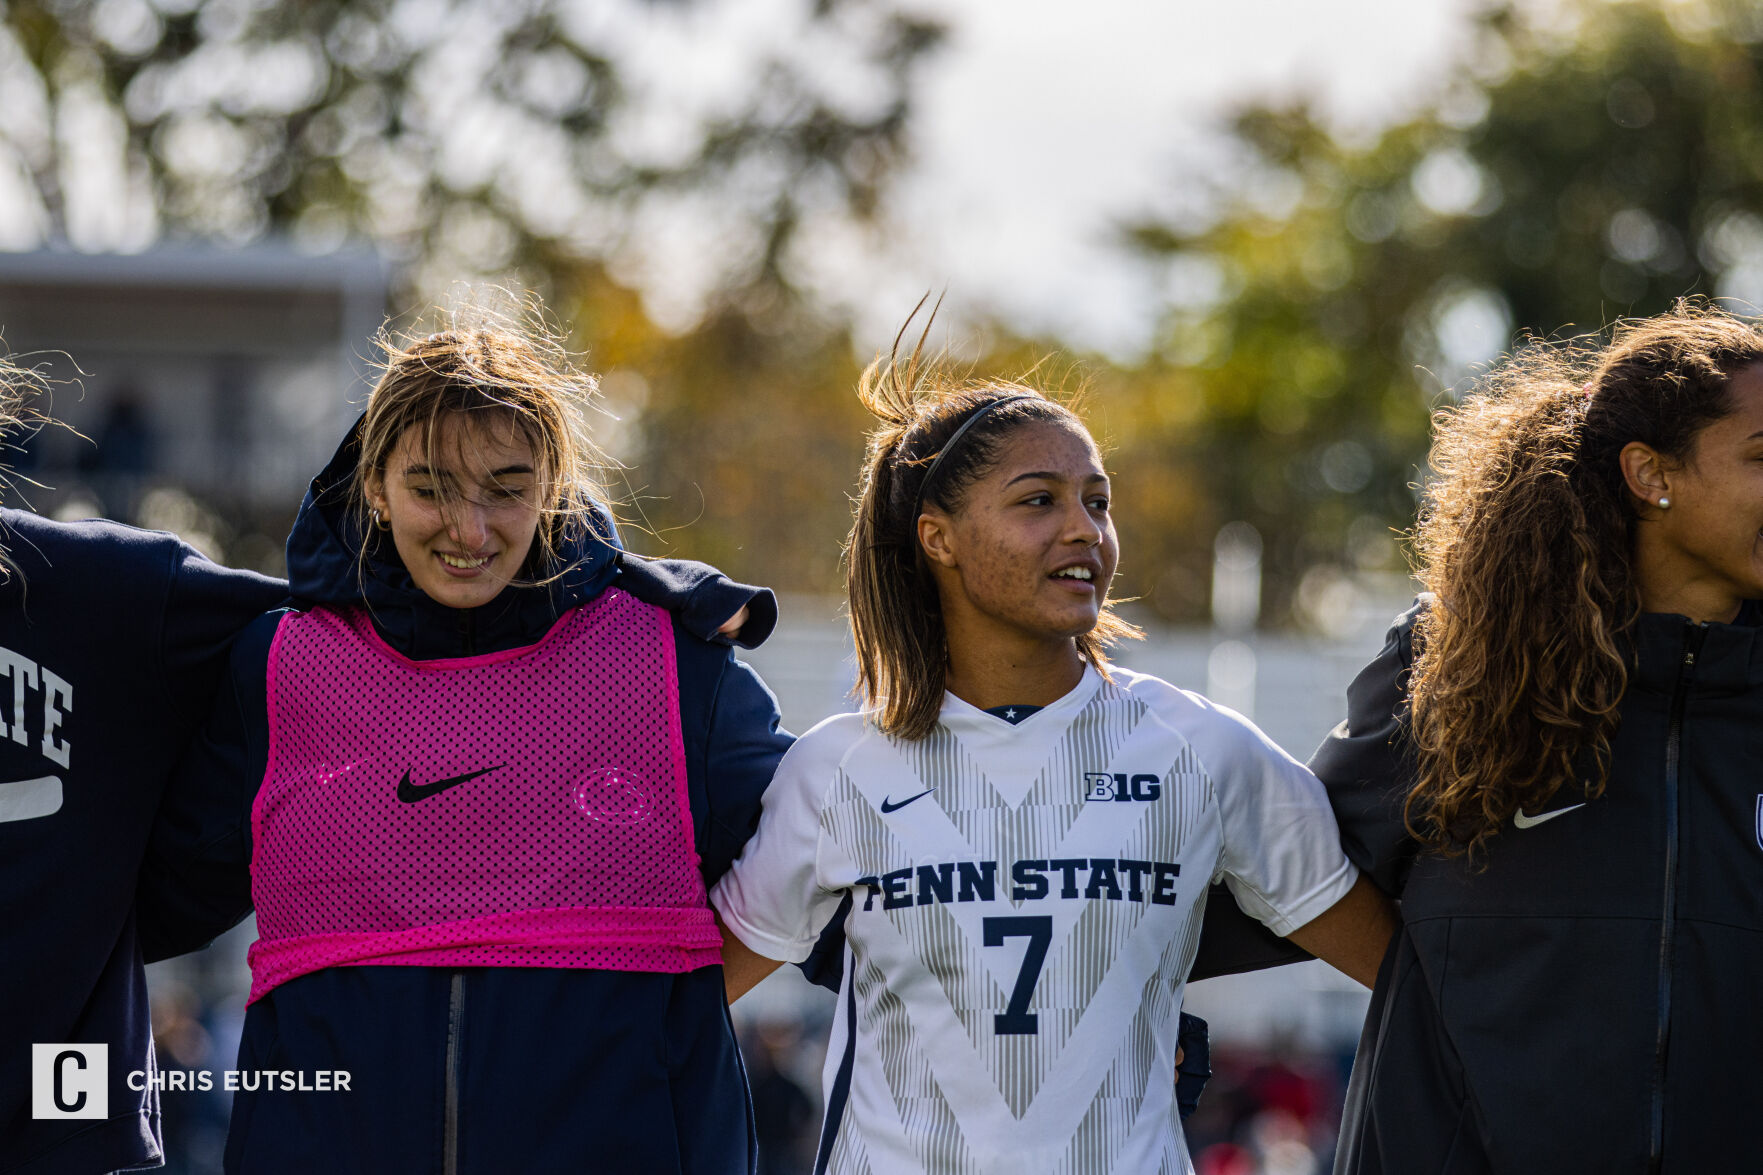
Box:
[0,511,285,1175]
[1322,599,1763,1175]
[173,427,792,1175]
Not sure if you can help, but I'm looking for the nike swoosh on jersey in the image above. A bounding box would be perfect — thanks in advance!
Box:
[1513,802,1586,829]
[396,764,504,803]
[0,774,62,822]
[880,787,936,814]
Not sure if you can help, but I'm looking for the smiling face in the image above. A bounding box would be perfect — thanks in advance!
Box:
[365,412,546,610]
[919,418,1119,649]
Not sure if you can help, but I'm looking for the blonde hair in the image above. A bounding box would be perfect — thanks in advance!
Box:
[353,309,610,580]
[0,354,37,448]
[0,350,59,579]
[847,330,1140,740]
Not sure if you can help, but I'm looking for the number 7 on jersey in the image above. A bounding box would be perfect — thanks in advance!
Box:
[983,915,1052,1035]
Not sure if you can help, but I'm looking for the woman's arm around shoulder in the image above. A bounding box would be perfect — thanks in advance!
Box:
[616,553,779,648]
[137,606,286,963]
[1173,684,1395,987]
[1306,596,1426,898]
[1283,873,1397,987]
[684,636,796,888]
[709,715,869,1001]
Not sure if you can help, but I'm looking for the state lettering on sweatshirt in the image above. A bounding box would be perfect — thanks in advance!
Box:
[0,643,73,823]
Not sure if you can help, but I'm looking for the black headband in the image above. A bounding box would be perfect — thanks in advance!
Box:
[912,394,1036,520]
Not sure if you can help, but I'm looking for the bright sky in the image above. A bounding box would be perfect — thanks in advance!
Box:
[0,0,1488,360]
[851,0,1486,356]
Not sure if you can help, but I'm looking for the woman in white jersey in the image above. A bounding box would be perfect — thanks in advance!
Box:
[711,339,1397,1175]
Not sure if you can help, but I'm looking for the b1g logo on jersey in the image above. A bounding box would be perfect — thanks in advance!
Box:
[1083,772,1161,802]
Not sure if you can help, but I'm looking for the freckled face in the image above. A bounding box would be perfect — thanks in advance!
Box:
[366,414,544,610]
[1649,363,1763,607]
[925,419,1119,644]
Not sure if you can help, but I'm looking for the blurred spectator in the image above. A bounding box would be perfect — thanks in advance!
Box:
[1187,1043,1345,1175]
[150,981,231,1175]
[1196,1141,1256,1175]
[743,1021,817,1175]
[78,394,154,521]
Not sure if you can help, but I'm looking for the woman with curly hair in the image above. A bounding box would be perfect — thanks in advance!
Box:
[1311,301,1763,1173]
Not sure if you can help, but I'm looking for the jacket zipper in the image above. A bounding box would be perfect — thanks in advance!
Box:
[444,970,464,1175]
[1649,623,1703,1172]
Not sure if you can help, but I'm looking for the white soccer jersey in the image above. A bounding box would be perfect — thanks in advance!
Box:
[712,665,1356,1175]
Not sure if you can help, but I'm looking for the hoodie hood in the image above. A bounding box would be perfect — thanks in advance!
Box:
[284,415,622,659]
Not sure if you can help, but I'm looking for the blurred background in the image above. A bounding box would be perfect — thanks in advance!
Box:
[1,0,1758,1170]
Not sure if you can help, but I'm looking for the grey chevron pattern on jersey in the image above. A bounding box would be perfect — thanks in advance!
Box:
[818,766,1021,1106]
[1032,745,1209,1055]
[842,949,980,1175]
[1023,679,1149,815]
[1054,899,1206,1174]
[820,767,905,878]
[822,680,1218,1128]
[826,1120,877,1175]
[931,683,1151,865]
[901,724,1002,827]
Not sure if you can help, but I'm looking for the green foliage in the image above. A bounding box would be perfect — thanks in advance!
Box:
[0,0,939,590]
[564,267,870,593]
[0,0,941,299]
[10,0,1763,622]
[1116,0,1763,625]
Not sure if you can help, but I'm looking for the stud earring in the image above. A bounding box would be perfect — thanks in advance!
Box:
[1657,497,1670,509]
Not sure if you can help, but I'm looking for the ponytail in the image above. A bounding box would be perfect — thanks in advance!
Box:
[846,320,1138,739]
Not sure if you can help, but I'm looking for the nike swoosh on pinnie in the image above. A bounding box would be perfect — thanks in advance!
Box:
[1513,802,1586,830]
[880,788,935,814]
[396,764,504,803]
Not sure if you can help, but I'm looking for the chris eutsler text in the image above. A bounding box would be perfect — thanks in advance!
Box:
[128,1070,352,1092]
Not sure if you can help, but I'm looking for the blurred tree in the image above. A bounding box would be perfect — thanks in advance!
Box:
[0,0,940,303]
[1119,0,1763,626]
[565,265,870,592]
[0,0,938,590]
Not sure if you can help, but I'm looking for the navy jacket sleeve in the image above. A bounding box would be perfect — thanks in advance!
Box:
[672,622,794,890]
[134,559,284,964]
[617,554,779,649]
[137,609,281,963]
[1307,597,1423,898]
[1187,885,1312,981]
[702,656,793,886]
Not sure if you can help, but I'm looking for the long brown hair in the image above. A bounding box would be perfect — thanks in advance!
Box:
[353,307,609,582]
[847,332,1140,740]
[1407,300,1763,856]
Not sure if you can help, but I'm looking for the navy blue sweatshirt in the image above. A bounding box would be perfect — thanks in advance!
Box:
[0,511,285,1175]
[197,428,793,1175]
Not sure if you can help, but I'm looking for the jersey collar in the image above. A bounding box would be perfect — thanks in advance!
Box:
[939,664,1103,735]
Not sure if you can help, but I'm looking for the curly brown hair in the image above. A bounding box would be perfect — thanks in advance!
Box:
[847,323,1140,740]
[1406,300,1763,856]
